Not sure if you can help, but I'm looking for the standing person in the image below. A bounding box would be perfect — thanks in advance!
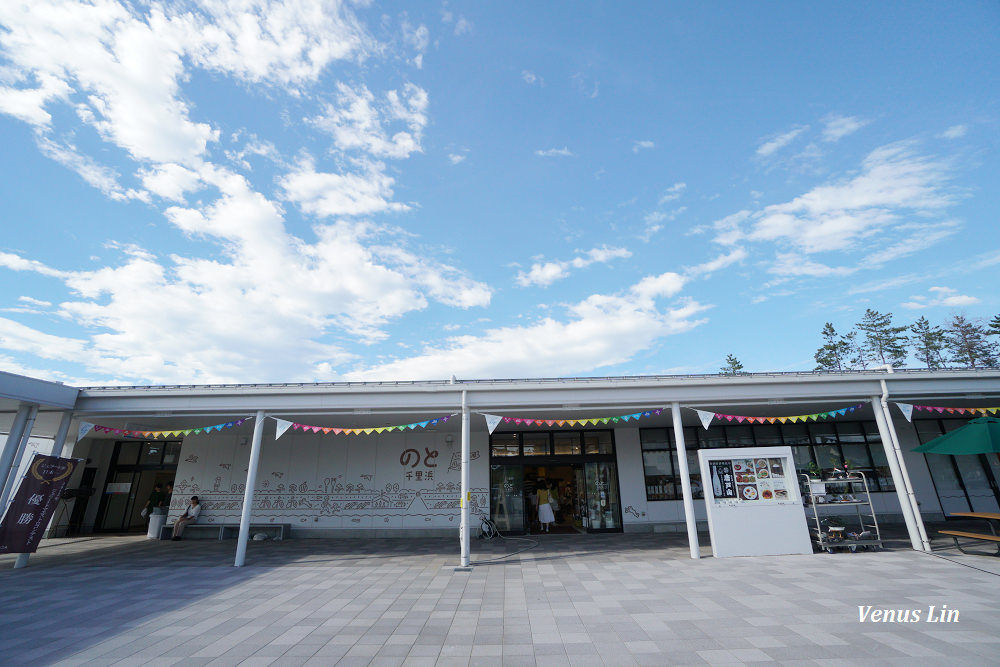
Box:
[536,479,554,533]
[140,483,164,520]
[163,481,173,511]
[171,496,201,540]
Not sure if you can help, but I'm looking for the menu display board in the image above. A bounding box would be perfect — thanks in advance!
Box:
[698,447,812,558]
[713,457,793,505]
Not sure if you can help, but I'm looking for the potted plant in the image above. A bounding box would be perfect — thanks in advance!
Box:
[806,462,826,494]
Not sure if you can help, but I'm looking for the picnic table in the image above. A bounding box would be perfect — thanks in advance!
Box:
[940,512,1000,555]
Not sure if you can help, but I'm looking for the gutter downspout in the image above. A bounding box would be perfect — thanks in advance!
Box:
[876,365,931,551]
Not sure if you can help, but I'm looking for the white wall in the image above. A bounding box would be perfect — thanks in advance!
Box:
[168,420,488,536]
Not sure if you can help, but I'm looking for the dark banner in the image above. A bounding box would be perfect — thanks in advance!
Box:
[0,455,82,554]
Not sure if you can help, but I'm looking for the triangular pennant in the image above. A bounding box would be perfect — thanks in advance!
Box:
[484,414,503,435]
[78,422,95,441]
[363,428,374,435]
[895,403,914,422]
[695,410,715,430]
[274,419,294,440]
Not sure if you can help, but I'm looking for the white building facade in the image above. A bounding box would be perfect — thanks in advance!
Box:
[2,369,999,548]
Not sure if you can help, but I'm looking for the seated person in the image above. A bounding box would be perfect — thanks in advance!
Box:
[171,496,201,541]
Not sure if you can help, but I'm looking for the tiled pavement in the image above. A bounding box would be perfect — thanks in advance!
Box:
[1,527,999,666]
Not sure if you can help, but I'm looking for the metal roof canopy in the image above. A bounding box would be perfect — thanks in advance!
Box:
[65,369,1000,432]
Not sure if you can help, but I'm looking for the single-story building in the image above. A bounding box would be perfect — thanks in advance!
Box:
[2,368,999,562]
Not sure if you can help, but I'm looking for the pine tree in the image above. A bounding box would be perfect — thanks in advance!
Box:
[721,354,744,375]
[908,316,946,369]
[845,330,868,370]
[856,309,908,368]
[944,314,999,368]
[989,314,1000,337]
[814,323,852,371]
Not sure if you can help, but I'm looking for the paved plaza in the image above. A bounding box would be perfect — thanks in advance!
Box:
[1,527,999,666]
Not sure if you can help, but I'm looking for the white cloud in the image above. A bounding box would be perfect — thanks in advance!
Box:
[280,158,410,218]
[345,274,706,381]
[632,140,654,153]
[401,20,429,69]
[767,253,855,278]
[18,296,52,307]
[639,207,685,242]
[139,163,203,202]
[684,248,748,276]
[0,179,491,383]
[901,286,980,310]
[745,142,954,254]
[516,246,632,287]
[756,126,807,157]
[821,114,869,142]
[659,182,686,204]
[535,147,576,157]
[448,153,466,165]
[309,82,428,160]
[0,72,70,126]
[571,72,600,99]
[941,124,967,140]
[442,8,472,36]
[521,70,543,86]
[35,135,145,202]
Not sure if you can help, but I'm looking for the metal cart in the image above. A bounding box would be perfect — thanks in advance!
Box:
[801,472,882,553]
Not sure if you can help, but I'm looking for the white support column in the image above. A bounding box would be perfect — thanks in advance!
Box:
[48,411,75,458]
[0,404,38,519]
[672,402,701,559]
[458,390,471,569]
[235,411,266,567]
[15,410,76,569]
[870,397,923,551]
[876,393,931,551]
[0,404,34,514]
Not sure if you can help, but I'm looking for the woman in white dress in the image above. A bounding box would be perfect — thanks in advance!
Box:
[536,479,555,533]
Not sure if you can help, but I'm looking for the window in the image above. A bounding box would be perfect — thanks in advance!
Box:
[489,430,615,459]
[640,419,893,500]
[584,431,614,455]
[490,433,520,457]
[553,432,581,455]
[522,433,550,456]
[139,442,164,465]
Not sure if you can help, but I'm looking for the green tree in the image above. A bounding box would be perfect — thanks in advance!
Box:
[989,314,1000,337]
[908,316,946,369]
[720,354,744,375]
[856,309,908,368]
[944,314,999,368]
[814,322,853,371]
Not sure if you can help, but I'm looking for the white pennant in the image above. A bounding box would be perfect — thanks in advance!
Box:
[483,414,503,435]
[895,403,914,423]
[274,418,294,440]
[695,409,715,430]
[77,421,94,441]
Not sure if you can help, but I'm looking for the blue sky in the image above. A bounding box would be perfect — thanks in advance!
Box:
[0,1,998,385]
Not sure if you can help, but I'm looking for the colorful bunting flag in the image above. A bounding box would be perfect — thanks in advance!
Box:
[86,417,252,439]
[274,414,454,437]
[486,408,662,428]
[900,403,1000,422]
[692,404,864,428]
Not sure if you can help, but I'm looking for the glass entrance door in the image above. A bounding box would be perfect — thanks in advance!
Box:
[584,461,622,532]
[490,465,524,533]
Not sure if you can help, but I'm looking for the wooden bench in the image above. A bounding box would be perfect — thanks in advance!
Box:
[939,530,1000,556]
[160,522,291,541]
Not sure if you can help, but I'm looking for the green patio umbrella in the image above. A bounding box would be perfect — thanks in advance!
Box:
[912,417,1000,455]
